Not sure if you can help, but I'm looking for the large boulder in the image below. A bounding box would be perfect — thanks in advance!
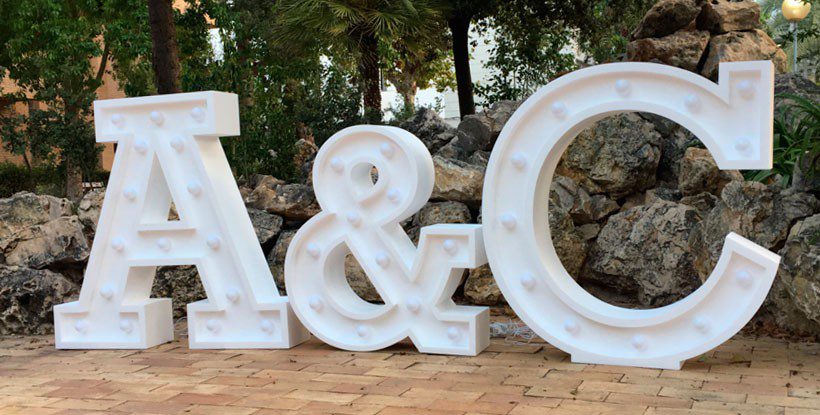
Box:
[247,208,284,247]
[631,0,703,39]
[268,230,296,291]
[431,156,485,205]
[691,181,819,280]
[584,200,702,307]
[464,264,502,305]
[0,192,74,240]
[678,147,742,196]
[549,206,588,278]
[0,265,78,335]
[697,0,760,34]
[767,214,820,335]
[0,216,90,271]
[550,175,619,225]
[77,188,104,234]
[152,266,206,319]
[628,29,711,72]
[245,175,320,220]
[557,113,662,198]
[399,107,456,154]
[437,100,520,160]
[701,29,789,80]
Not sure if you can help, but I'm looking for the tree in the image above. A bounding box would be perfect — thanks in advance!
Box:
[275,0,439,123]
[0,0,153,199]
[760,0,818,73]
[148,0,182,94]
[381,23,455,113]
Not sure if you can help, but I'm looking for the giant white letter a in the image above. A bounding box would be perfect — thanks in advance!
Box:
[55,92,309,349]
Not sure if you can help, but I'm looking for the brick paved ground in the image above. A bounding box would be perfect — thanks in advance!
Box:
[1,322,819,415]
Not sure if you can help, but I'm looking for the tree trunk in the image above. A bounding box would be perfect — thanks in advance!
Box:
[402,84,417,113]
[65,160,84,201]
[358,32,382,123]
[448,15,475,118]
[148,0,181,94]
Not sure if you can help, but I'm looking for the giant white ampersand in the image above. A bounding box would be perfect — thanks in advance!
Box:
[54,92,309,349]
[285,126,490,355]
[482,61,781,369]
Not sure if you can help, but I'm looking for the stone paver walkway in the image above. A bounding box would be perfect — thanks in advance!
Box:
[1,323,819,415]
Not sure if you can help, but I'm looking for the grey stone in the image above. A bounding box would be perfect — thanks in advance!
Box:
[678,147,742,196]
[697,0,760,34]
[701,29,789,80]
[631,0,703,39]
[431,156,485,205]
[464,264,503,305]
[767,214,820,335]
[152,266,206,319]
[245,176,320,220]
[628,29,711,72]
[400,107,457,154]
[247,208,284,247]
[268,230,296,291]
[0,265,78,335]
[550,175,619,225]
[691,181,819,281]
[0,216,90,271]
[415,201,472,227]
[0,192,74,240]
[549,207,587,278]
[557,113,662,198]
[584,200,702,307]
[77,188,104,234]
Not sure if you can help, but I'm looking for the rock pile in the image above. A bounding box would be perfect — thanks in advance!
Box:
[628,0,789,79]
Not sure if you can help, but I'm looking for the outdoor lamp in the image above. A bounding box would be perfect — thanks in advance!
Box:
[781,0,812,72]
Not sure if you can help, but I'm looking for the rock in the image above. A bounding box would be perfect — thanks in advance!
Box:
[152,266,206,319]
[646,187,683,204]
[631,0,703,39]
[400,107,456,154]
[467,151,491,168]
[293,138,318,171]
[577,223,601,241]
[701,29,788,80]
[557,113,662,198]
[0,216,90,271]
[678,147,742,196]
[0,265,78,334]
[247,208,283,247]
[550,175,619,225]
[344,255,381,303]
[792,152,819,196]
[0,192,74,240]
[691,181,819,280]
[767,214,820,335]
[268,230,296,291]
[77,188,104,234]
[464,264,503,305]
[415,201,472,227]
[245,176,320,220]
[697,0,760,34]
[549,207,587,277]
[438,100,521,160]
[628,29,711,72]
[775,73,820,105]
[584,200,702,307]
[431,156,485,205]
[680,191,720,216]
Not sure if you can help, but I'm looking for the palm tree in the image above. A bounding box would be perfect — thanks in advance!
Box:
[276,0,439,123]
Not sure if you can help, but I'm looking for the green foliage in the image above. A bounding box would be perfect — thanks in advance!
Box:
[574,0,655,64]
[181,0,363,181]
[745,94,820,186]
[0,163,64,197]
[474,3,575,103]
[760,0,819,74]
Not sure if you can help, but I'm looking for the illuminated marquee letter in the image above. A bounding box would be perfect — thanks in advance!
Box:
[285,126,489,355]
[55,92,309,349]
[482,61,780,369]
